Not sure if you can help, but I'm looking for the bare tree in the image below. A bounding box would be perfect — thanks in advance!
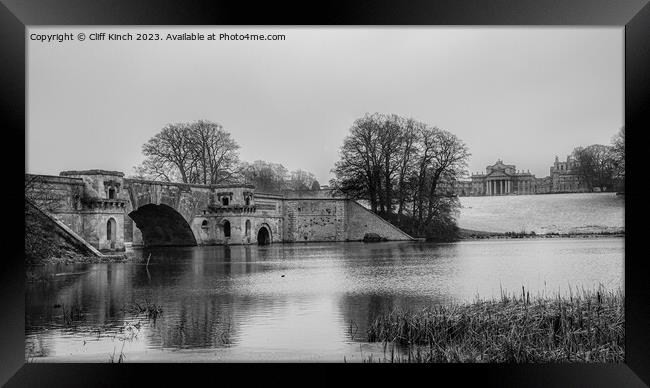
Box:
[240,160,289,193]
[331,113,470,239]
[132,155,181,182]
[610,126,625,190]
[572,144,615,191]
[332,113,386,212]
[135,120,240,185]
[139,123,195,183]
[395,118,420,221]
[288,169,319,191]
[378,114,403,214]
[424,128,470,225]
[187,120,240,185]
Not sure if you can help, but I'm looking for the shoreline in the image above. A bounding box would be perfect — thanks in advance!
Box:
[25,231,624,269]
[457,228,624,241]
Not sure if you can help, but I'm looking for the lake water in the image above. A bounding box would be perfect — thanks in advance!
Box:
[26,238,624,362]
[458,192,624,234]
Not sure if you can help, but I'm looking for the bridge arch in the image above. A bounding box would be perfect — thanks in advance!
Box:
[256,223,272,245]
[128,203,197,247]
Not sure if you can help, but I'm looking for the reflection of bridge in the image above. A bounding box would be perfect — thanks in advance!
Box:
[26,169,412,252]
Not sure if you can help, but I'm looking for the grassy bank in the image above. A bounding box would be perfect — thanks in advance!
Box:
[365,287,624,363]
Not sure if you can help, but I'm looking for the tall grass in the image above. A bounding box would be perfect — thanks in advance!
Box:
[123,299,163,321]
[366,287,624,363]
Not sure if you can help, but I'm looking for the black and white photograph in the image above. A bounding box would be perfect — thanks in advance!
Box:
[23,26,626,364]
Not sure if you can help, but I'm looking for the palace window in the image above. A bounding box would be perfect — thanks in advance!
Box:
[245,196,251,206]
[245,220,251,236]
[201,219,209,229]
[223,220,231,238]
[108,187,116,199]
[222,197,229,206]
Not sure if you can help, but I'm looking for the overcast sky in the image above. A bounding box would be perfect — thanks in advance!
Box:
[27,27,623,182]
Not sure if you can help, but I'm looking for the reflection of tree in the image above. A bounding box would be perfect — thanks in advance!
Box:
[28,265,142,326]
[339,293,448,342]
[151,296,237,349]
[138,245,283,349]
[338,293,397,339]
[28,244,459,356]
[25,264,145,358]
[336,242,451,341]
[25,334,52,358]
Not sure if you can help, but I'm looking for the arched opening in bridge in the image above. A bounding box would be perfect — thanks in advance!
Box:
[107,218,117,246]
[108,188,116,199]
[223,220,231,238]
[128,204,197,247]
[245,220,251,236]
[257,226,271,245]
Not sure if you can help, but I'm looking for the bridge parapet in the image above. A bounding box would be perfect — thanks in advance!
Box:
[60,170,126,201]
[82,198,128,210]
[207,204,257,214]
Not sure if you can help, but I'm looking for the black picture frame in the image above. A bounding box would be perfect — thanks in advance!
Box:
[1,1,648,386]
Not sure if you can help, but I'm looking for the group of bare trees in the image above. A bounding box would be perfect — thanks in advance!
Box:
[571,126,625,192]
[134,120,240,185]
[134,120,320,192]
[330,113,470,239]
[610,126,625,190]
[238,161,320,193]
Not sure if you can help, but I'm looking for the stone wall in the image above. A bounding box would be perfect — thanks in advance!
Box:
[79,211,125,252]
[345,201,413,241]
[52,213,84,237]
[27,173,127,252]
[191,213,282,245]
[282,199,347,242]
[25,199,99,264]
[191,192,284,245]
[281,197,413,242]
[25,174,84,213]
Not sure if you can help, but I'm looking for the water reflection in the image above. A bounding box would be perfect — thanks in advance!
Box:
[26,239,623,360]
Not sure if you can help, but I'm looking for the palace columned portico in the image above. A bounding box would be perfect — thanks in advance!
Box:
[471,159,538,196]
[485,179,512,195]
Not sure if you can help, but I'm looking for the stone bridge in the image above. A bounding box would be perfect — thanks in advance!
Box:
[25,169,413,253]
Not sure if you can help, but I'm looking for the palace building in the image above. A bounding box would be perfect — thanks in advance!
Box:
[469,159,543,196]
[446,155,588,197]
[549,155,588,193]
